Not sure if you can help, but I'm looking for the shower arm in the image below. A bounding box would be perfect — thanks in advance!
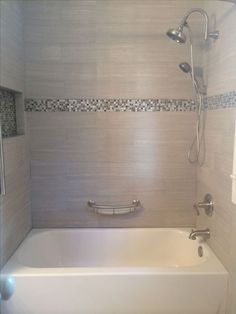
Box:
[178,8,219,41]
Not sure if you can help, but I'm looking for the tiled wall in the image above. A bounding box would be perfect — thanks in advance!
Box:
[0,1,24,92]
[196,108,236,314]
[25,90,236,229]
[27,110,196,227]
[0,1,31,268]
[197,2,236,314]
[205,1,236,97]
[0,136,32,268]
[0,89,17,137]
[23,0,204,99]
[23,0,204,228]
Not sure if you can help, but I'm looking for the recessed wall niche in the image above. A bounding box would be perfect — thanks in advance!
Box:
[0,88,25,137]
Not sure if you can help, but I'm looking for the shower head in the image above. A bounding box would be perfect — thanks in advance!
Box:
[166,27,186,44]
[166,8,219,43]
[179,62,192,73]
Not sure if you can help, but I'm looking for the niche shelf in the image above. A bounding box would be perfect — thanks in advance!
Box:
[0,87,25,138]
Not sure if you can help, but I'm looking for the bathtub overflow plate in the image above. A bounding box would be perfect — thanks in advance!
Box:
[198,246,203,257]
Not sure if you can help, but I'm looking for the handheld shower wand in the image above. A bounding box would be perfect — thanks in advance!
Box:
[179,62,199,91]
[179,62,206,95]
[166,8,218,166]
[178,61,206,165]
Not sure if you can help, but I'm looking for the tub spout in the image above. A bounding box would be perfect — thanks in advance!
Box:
[189,228,210,240]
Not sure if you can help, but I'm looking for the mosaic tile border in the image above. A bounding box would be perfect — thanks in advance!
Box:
[25,98,196,112]
[25,91,236,112]
[207,91,236,110]
[0,89,17,137]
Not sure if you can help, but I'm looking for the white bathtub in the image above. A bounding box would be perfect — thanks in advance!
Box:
[1,228,228,314]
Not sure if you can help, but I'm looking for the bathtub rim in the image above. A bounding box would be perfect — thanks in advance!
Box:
[2,228,228,276]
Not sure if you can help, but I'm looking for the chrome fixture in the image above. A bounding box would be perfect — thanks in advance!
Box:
[166,8,219,166]
[166,28,186,44]
[166,8,219,43]
[198,246,204,257]
[179,62,191,74]
[189,228,211,240]
[194,194,214,216]
[88,199,141,215]
[179,62,206,95]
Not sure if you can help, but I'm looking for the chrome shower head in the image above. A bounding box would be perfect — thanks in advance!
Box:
[166,27,186,44]
[166,8,219,44]
[179,62,192,74]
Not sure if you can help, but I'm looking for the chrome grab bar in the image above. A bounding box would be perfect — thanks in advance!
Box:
[88,200,140,215]
[0,122,6,196]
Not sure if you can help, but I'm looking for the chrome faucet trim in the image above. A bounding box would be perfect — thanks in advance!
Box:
[189,228,210,240]
[193,194,214,216]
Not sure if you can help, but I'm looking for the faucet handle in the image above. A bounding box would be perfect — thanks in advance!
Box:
[194,194,214,217]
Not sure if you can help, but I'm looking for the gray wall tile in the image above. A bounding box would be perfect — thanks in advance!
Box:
[28,111,197,228]
[0,1,24,92]
[23,0,204,99]
[0,136,32,267]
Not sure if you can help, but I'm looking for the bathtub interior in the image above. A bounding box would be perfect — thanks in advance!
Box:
[15,228,209,268]
[1,228,228,314]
